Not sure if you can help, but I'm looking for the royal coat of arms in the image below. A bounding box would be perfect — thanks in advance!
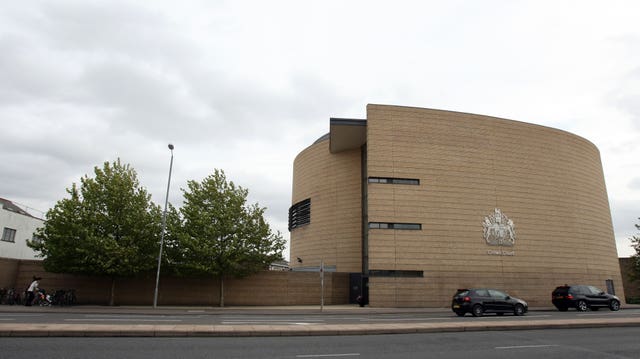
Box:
[482,208,515,246]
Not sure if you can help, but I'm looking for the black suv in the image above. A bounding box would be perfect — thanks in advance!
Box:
[451,288,528,317]
[552,285,621,312]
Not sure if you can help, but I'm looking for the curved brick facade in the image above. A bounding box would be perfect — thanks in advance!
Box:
[290,104,624,307]
[291,141,362,273]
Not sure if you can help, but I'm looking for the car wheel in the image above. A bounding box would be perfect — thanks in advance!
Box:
[610,300,620,311]
[471,304,484,317]
[514,304,525,316]
[576,300,588,312]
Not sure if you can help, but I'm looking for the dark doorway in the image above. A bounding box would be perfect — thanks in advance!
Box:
[349,273,369,305]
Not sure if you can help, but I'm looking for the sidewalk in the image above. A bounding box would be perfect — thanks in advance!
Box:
[1,305,640,337]
[0,304,460,316]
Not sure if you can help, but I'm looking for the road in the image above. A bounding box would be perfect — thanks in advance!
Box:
[1,327,639,358]
[2,307,640,325]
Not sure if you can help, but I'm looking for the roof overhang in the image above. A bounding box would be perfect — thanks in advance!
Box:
[329,118,367,153]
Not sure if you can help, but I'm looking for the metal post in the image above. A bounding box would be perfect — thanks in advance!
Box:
[320,259,324,311]
[153,144,174,308]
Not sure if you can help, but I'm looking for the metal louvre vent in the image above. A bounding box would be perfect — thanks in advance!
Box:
[288,198,311,231]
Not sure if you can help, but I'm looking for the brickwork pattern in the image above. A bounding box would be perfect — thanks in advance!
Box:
[366,104,623,307]
[290,141,362,273]
[1,258,349,306]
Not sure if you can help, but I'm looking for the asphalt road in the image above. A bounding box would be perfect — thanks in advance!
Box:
[2,308,640,325]
[1,327,639,359]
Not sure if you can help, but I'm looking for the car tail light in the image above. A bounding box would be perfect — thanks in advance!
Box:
[463,296,471,302]
[566,294,573,299]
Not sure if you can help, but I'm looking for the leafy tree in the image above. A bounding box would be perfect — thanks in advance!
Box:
[631,217,640,281]
[176,169,285,306]
[29,159,162,305]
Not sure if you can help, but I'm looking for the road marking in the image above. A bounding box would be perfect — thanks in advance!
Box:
[480,315,551,319]
[296,354,360,358]
[496,345,559,350]
[65,318,182,322]
[0,318,15,321]
[83,314,199,319]
[0,314,44,317]
[225,319,324,323]
[360,317,453,321]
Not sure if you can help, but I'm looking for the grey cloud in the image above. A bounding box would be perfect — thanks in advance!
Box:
[34,1,200,65]
[611,200,639,241]
[608,65,640,130]
[0,34,75,105]
[76,60,219,140]
[1,0,355,151]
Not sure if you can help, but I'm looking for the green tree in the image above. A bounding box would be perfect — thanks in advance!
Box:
[29,159,162,305]
[176,169,285,306]
[631,217,640,281]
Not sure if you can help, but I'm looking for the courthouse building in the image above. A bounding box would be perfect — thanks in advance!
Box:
[289,104,624,307]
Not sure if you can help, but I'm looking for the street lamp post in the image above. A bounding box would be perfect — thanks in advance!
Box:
[153,144,174,308]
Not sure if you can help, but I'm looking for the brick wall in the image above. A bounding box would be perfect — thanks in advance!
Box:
[620,257,640,302]
[1,258,349,306]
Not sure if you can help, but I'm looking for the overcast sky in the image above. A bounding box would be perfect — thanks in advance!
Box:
[1,1,638,259]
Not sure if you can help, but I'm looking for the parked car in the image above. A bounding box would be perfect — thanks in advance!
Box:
[451,288,528,317]
[551,285,620,312]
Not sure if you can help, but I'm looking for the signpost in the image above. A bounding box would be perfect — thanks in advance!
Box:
[320,259,324,311]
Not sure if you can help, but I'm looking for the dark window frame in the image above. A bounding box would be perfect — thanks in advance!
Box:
[1,227,16,243]
[368,222,421,230]
[369,270,424,278]
[368,177,420,185]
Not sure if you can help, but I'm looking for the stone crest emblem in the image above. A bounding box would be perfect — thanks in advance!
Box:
[482,208,515,246]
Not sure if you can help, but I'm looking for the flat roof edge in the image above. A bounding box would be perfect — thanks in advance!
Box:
[330,118,366,126]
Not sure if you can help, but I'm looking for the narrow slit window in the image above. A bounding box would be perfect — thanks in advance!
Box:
[368,222,421,230]
[368,177,419,185]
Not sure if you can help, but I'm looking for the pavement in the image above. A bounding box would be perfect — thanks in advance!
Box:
[2,304,640,337]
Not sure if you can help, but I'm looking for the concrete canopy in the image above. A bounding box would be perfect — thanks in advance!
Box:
[329,118,367,153]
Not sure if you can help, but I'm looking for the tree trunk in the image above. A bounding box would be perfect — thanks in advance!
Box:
[109,278,116,306]
[219,276,224,307]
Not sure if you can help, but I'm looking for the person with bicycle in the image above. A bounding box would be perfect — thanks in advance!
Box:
[24,276,41,306]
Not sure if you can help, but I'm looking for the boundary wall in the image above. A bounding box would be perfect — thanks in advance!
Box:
[0,258,349,306]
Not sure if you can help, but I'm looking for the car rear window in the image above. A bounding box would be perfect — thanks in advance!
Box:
[455,290,469,297]
[553,286,569,295]
[473,289,490,297]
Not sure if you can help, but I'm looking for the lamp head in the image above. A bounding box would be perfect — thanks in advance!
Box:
[168,144,174,150]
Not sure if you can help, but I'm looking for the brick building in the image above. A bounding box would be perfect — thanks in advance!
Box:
[289,104,624,307]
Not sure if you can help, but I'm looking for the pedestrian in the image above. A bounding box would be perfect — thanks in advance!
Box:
[25,276,41,306]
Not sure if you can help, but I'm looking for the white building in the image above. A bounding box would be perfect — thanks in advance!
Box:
[0,198,44,260]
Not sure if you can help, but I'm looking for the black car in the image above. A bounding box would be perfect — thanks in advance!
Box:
[451,288,528,317]
[551,285,621,312]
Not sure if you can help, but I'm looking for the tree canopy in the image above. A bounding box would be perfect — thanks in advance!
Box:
[176,169,285,306]
[630,217,640,281]
[29,159,162,304]
[29,161,285,307]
